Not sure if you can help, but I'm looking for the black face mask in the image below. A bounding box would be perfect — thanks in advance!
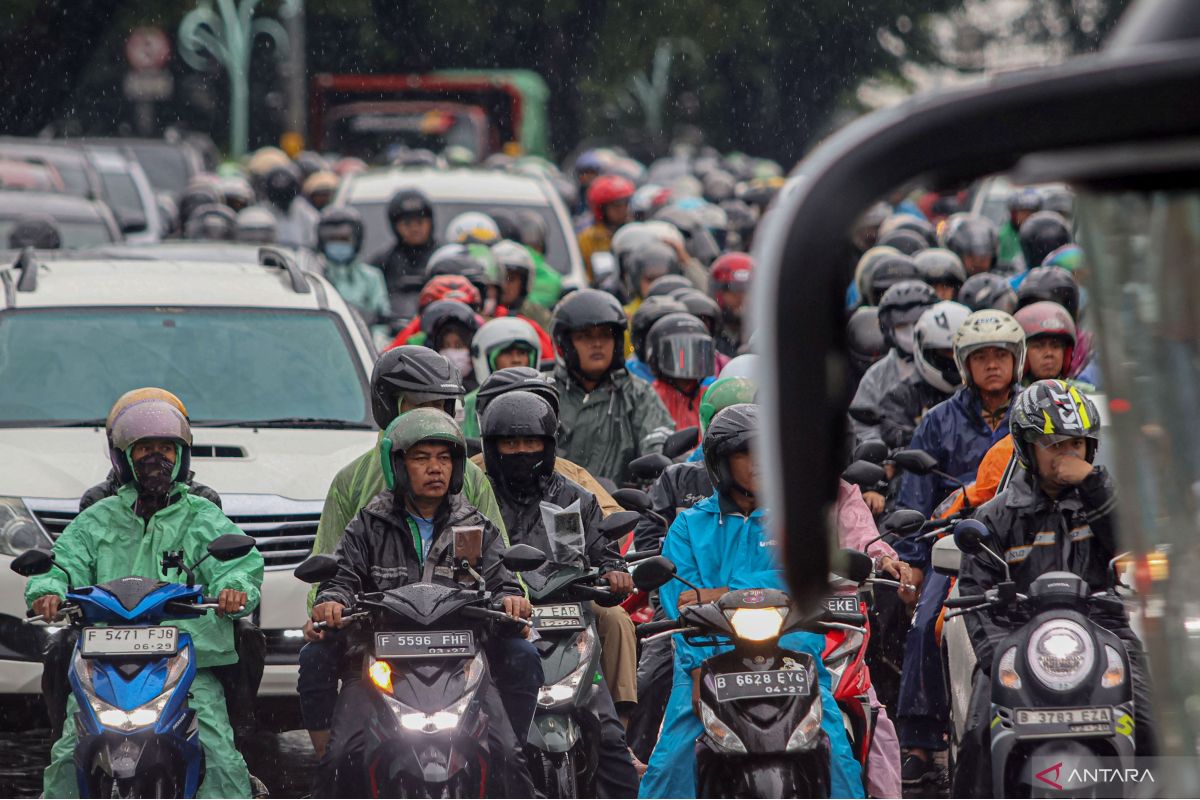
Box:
[497,450,548,497]
[134,452,175,497]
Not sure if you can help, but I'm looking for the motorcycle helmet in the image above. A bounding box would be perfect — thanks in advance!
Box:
[914,248,967,295]
[475,366,560,422]
[1041,243,1083,273]
[879,213,938,247]
[1009,379,1100,471]
[719,353,759,379]
[865,254,920,307]
[1019,211,1072,270]
[387,189,434,226]
[316,206,365,261]
[1016,265,1080,321]
[178,182,223,227]
[645,274,694,300]
[646,312,716,381]
[235,207,277,244]
[912,301,971,393]
[1007,187,1043,215]
[710,252,754,307]
[877,280,938,355]
[953,310,1026,389]
[846,306,887,376]
[1014,301,1077,378]
[941,214,998,272]
[109,397,193,487]
[626,241,683,298]
[587,175,635,221]
[470,317,540,386]
[370,346,464,427]
[630,296,688,362]
[183,203,237,241]
[446,212,501,245]
[877,228,929,256]
[852,246,901,306]
[698,376,757,433]
[515,210,548,254]
[959,272,1018,313]
[551,289,629,375]
[481,391,559,496]
[420,300,481,350]
[379,408,466,496]
[702,403,758,498]
[418,275,482,312]
[672,288,723,337]
[263,165,300,211]
[217,175,255,212]
[491,239,536,305]
[302,170,339,210]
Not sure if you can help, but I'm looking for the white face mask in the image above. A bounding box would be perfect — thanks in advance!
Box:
[893,323,915,354]
[441,347,472,376]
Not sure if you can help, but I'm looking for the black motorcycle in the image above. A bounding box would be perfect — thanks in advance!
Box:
[634,557,866,798]
[944,520,1137,798]
[294,537,547,799]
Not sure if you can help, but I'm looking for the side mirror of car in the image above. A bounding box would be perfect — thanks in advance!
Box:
[953,519,991,555]
[598,510,641,541]
[629,453,672,482]
[663,427,700,460]
[880,509,926,538]
[612,488,652,513]
[833,549,875,584]
[893,449,940,476]
[852,440,889,465]
[10,548,55,577]
[207,533,257,562]
[841,460,887,490]
[632,556,678,592]
[294,554,340,584]
[501,544,548,572]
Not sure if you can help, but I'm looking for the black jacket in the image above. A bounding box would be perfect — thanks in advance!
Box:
[877,374,952,450]
[316,491,522,608]
[79,468,222,512]
[959,465,1122,669]
[369,240,437,322]
[495,472,625,575]
[632,461,712,552]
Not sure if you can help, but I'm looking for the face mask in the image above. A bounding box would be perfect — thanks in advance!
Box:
[441,348,472,376]
[323,242,356,264]
[893,323,915,354]
[497,450,547,495]
[133,452,175,497]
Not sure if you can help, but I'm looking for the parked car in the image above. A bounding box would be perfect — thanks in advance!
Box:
[81,146,164,243]
[0,139,103,200]
[0,248,379,723]
[74,136,208,200]
[0,191,120,248]
[0,158,65,193]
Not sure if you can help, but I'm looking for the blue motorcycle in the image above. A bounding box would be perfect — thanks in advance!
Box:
[12,533,257,799]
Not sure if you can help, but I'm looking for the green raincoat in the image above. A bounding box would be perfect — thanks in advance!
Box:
[26,482,263,798]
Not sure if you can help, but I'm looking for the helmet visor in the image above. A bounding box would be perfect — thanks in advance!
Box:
[656,334,716,380]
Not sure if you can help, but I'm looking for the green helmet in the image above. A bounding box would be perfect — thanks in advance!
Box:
[379,408,467,496]
[699,376,758,433]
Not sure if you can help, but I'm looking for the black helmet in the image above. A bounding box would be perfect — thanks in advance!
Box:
[644,274,693,300]
[7,214,62,249]
[420,300,480,349]
[626,241,682,298]
[481,390,559,497]
[943,214,998,266]
[671,288,722,336]
[476,366,560,422]
[488,209,522,242]
[1018,211,1072,269]
[914,248,967,292]
[183,203,237,241]
[294,151,329,180]
[865,254,920,306]
[885,215,938,247]
[630,296,687,362]
[702,403,758,498]
[263,165,300,210]
[1009,379,1100,472]
[370,345,464,427]
[646,312,715,380]
[317,206,365,253]
[516,209,548,253]
[878,228,929,256]
[387,189,433,225]
[551,289,629,374]
[178,182,222,226]
[959,272,1018,313]
[846,306,887,376]
[1016,265,1080,321]
[878,280,938,354]
[1008,187,1043,213]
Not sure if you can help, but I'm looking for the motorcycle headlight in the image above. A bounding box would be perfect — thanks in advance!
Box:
[77,646,190,732]
[998,646,1022,689]
[785,693,824,752]
[1101,644,1126,689]
[699,700,747,753]
[537,627,596,709]
[728,607,786,642]
[0,497,53,557]
[380,652,485,735]
[1027,620,1094,691]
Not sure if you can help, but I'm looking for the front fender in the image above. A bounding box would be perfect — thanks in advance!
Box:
[527,713,580,753]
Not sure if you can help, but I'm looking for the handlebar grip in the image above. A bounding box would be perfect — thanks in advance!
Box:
[637,618,681,637]
[943,595,985,609]
[625,548,662,562]
[824,610,867,626]
[462,605,531,628]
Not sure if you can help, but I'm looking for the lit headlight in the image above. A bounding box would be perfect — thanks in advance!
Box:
[0,497,52,557]
[77,646,190,732]
[537,628,596,709]
[728,607,786,642]
[1101,644,1126,689]
[1027,620,1094,691]
[699,700,747,753]
[381,652,484,735]
[785,693,824,752]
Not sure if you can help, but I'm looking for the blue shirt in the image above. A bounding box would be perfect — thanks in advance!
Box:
[409,513,436,559]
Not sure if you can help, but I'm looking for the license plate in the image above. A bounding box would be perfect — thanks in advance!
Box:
[713,669,811,702]
[375,630,475,658]
[1016,707,1113,727]
[824,596,860,615]
[80,626,178,657]
[532,603,585,630]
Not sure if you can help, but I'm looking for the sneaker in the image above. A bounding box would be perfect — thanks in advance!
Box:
[901,752,938,786]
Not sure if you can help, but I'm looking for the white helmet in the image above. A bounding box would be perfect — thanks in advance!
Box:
[913,301,971,393]
[953,309,1026,388]
[469,317,540,385]
[491,239,535,277]
[719,353,758,380]
[445,211,500,245]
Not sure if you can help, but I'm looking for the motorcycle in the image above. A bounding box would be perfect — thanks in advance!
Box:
[10,533,258,799]
[293,535,547,799]
[634,556,867,798]
[941,520,1137,797]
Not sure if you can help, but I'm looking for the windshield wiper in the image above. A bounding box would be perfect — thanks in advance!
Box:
[38,419,107,428]
[192,417,374,430]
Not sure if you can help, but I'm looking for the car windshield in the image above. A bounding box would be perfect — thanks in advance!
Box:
[0,217,113,247]
[0,307,370,426]
[128,145,191,197]
[97,171,143,217]
[353,199,569,274]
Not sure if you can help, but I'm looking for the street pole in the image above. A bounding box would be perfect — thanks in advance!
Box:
[280,0,307,157]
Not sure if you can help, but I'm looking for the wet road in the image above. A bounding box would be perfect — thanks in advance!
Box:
[0,728,318,797]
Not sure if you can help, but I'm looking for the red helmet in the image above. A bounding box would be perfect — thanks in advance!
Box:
[1014,300,1076,377]
[587,175,636,221]
[709,252,754,308]
[419,275,482,311]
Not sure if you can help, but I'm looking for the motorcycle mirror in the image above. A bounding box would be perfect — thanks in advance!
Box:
[632,556,678,592]
[833,549,875,584]
[852,440,889,465]
[892,449,940,475]
[848,404,881,426]
[598,510,640,541]
[294,554,340,584]
[952,519,990,555]
[662,426,700,460]
[453,526,484,568]
[501,543,548,572]
[629,453,672,481]
[10,547,54,577]
[841,460,887,489]
[880,509,925,537]
[206,533,258,562]
[612,488,652,512]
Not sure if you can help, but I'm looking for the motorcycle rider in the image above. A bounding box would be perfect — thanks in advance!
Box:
[419,300,482,391]
[26,397,263,798]
[492,238,553,329]
[552,289,675,486]
[368,189,438,323]
[1017,210,1073,273]
[579,175,636,280]
[258,164,319,250]
[646,312,717,431]
[317,206,390,338]
[846,305,888,390]
[480,391,642,796]
[1015,300,1080,383]
[998,187,1042,266]
[626,295,689,382]
[959,271,1019,313]
[707,252,753,356]
[309,409,540,798]
[893,309,1025,786]
[942,214,1000,277]
[953,381,1156,796]
[638,404,864,798]
[914,248,967,301]
[462,316,541,438]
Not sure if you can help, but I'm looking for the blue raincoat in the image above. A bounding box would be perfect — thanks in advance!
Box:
[638,493,865,799]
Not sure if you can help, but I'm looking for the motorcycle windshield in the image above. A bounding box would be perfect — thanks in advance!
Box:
[540,499,587,567]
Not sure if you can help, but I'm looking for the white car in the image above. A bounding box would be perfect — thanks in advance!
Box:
[336,167,587,288]
[0,248,378,710]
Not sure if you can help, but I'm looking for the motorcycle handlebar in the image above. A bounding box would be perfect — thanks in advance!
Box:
[461,605,532,629]
[943,595,986,609]
[625,548,662,562]
[823,610,867,626]
[637,618,681,637]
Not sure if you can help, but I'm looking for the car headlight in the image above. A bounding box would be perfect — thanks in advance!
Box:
[699,700,747,753]
[998,646,1022,690]
[1027,620,1094,691]
[537,628,596,709]
[380,652,485,735]
[0,497,52,557]
[1101,644,1126,689]
[728,607,786,642]
[785,693,824,752]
